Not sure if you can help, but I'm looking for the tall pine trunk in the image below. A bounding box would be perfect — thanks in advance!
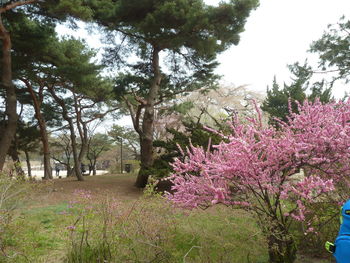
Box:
[37,116,52,179]
[135,133,154,187]
[66,115,83,181]
[48,87,84,181]
[74,95,89,166]
[24,150,32,177]
[0,15,17,170]
[134,48,161,188]
[39,116,52,179]
[25,81,53,179]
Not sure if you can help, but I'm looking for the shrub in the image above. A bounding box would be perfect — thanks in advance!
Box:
[168,100,350,263]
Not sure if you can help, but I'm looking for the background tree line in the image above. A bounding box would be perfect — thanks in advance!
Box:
[0,0,348,190]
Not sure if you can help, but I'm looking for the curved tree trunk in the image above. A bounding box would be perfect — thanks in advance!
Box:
[0,15,17,171]
[66,117,83,181]
[135,48,161,188]
[74,93,89,165]
[48,87,83,181]
[77,122,88,164]
[24,80,52,179]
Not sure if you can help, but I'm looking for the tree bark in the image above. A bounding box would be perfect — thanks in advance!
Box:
[24,150,32,177]
[134,47,161,188]
[48,87,84,181]
[73,94,89,164]
[0,15,17,171]
[8,143,24,177]
[66,114,83,181]
[23,80,53,179]
[264,222,297,263]
[92,159,97,175]
[135,135,154,187]
[66,164,72,177]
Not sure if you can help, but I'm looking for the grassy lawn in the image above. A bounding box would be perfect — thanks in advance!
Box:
[0,174,335,263]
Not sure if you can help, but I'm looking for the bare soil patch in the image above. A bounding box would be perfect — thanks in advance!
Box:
[32,174,143,206]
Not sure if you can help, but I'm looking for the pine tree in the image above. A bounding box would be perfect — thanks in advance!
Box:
[0,0,92,170]
[310,16,350,84]
[261,63,332,125]
[89,0,259,187]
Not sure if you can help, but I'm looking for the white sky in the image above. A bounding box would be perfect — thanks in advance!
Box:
[57,0,350,130]
[56,0,350,131]
[57,0,350,99]
[205,0,350,98]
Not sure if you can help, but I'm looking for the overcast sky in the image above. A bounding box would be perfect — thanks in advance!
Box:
[56,0,350,130]
[57,0,350,98]
[204,0,350,98]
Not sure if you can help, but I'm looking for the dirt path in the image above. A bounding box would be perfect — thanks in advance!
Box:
[33,174,143,206]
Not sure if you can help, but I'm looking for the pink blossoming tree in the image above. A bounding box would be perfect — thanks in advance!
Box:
[167,100,350,263]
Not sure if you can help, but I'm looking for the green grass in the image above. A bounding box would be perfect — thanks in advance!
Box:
[1,198,269,263]
[2,203,70,263]
[1,196,334,263]
[169,207,267,262]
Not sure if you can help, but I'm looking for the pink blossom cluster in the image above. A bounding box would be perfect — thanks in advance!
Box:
[167,99,350,221]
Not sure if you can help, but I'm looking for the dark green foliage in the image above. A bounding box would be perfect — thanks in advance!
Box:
[7,119,40,172]
[293,202,339,258]
[261,17,350,123]
[15,121,41,154]
[40,102,65,128]
[152,121,222,179]
[90,0,259,51]
[85,0,261,111]
[32,0,93,22]
[308,81,333,103]
[261,63,332,124]
[56,39,113,102]
[310,16,350,84]
[4,11,56,76]
[1,0,101,99]
[100,0,259,100]
[6,7,112,103]
[166,101,194,115]
[1,0,94,74]
[10,16,112,126]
